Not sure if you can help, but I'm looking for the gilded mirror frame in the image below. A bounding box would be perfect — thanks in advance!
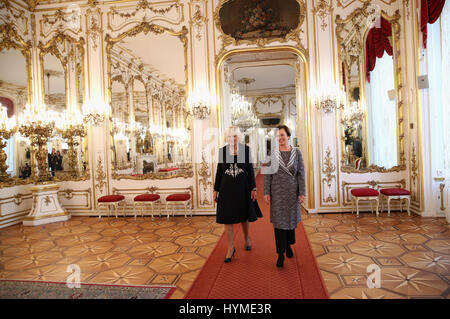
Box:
[214,0,307,58]
[336,7,405,173]
[215,46,315,209]
[38,31,90,181]
[0,23,34,188]
[105,22,193,180]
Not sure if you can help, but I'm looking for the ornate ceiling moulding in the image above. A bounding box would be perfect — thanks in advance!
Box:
[214,0,307,61]
[312,0,333,31]
[190,2,208,41]
[107,0,184,33]
[40,6,82,38]
[0,0,29,36]
[86,7,103,51]
[336,0,397,9]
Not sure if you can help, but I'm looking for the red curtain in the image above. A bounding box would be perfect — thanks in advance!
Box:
[365,17,393,83]
[0,96,14,118]
[342,62,346,89]
[421,0,446,48]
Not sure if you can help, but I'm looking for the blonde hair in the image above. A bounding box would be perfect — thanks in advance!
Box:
[224,125,243,144]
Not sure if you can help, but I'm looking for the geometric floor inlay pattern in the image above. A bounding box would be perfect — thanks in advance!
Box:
[303,211,450,299]
[0,212,449,299]
[0,216,223,299]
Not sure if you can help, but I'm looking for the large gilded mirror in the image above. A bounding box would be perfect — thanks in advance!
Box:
[218,49,307,169]
[0,24,32,185]
[39,34,89,180]
[336,7,405,172]
[106,23,193,180]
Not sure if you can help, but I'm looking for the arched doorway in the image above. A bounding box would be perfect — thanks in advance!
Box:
[215,46,314,210]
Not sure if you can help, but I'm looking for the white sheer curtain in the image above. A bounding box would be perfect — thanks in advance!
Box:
[428,1,450,178]
[367,54,398,168]
[5,136,15,176]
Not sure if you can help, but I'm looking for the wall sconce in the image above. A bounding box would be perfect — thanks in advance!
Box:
[82,98,110,126]
[187,87,212,120]
[312,84,346,114]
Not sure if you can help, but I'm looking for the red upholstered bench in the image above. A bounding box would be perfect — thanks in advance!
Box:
[165,193,192,219]
[350,188,380,217]
[133,193,161,220]
[97,195,125,219]
[159,168,179,172]
[379,188,411,216]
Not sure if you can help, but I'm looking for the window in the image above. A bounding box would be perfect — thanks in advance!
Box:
[427,0,450,178]
[367,53,398,168]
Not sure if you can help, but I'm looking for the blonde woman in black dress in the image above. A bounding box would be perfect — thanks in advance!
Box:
[214,126,262,263]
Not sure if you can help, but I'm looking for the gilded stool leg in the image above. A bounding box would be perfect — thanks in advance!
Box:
[387,197,391,217]
[375,198,379,217]
[406,197,411,216]
[356,198,360,217]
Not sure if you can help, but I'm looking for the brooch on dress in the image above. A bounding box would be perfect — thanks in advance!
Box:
[225,163,244,178]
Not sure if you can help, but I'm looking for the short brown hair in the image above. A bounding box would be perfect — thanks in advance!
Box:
[277,125,291,137]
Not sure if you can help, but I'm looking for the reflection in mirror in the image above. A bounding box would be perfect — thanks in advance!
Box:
[107,25,192,179]
[0,48,30,181]
[336,8,404,171]
[41,36,88,180]
[219,51,305,169]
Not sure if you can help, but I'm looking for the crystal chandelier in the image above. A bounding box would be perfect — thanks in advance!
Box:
[230,85,258,133]
[342,101,364,124]
[312,83,346,114]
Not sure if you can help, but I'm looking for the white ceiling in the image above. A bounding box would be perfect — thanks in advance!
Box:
[0,49,28,88]
[233,64,295,93]
[43,54,65,94]
[225,51,297,93]
[119,31,185,86]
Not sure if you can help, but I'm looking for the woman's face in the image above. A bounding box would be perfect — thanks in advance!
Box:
[277,129,289,146]
[227,133,238,147]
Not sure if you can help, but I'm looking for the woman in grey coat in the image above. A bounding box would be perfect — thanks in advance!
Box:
[263,125,306,267]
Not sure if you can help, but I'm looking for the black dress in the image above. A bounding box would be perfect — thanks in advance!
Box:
[214,143,262,224]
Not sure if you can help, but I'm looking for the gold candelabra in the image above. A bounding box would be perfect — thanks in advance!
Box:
[0,106,17,180]
[17,104,62,183]
[0,128,17,180]
[57,123,86,177]
[18,121,54,183]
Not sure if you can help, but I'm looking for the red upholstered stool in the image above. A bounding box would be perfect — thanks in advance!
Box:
[97,195,125,219]
[133,193,161,220]
[380,188,411,216]
[350,188,380,217]
[165,193,192,219]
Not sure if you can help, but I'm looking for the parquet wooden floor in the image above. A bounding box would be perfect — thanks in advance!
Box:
[0,212,449,299]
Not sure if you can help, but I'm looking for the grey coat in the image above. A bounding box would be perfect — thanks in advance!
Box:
[263,147,306,230]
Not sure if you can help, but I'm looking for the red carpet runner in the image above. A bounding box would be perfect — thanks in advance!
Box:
[184,174,329,299]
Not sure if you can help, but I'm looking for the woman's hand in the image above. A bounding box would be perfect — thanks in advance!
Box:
[264,195,270,204]
[251,190,257,201]
[214,191,218,202]
[299,195,305,204]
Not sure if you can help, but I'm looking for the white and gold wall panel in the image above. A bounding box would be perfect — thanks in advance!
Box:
[0,0,445,228]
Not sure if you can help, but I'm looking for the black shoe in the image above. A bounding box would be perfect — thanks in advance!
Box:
[286,245,293,258]
[245,244,252,251]
[276,254,285,267]
[224,248,236,263]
